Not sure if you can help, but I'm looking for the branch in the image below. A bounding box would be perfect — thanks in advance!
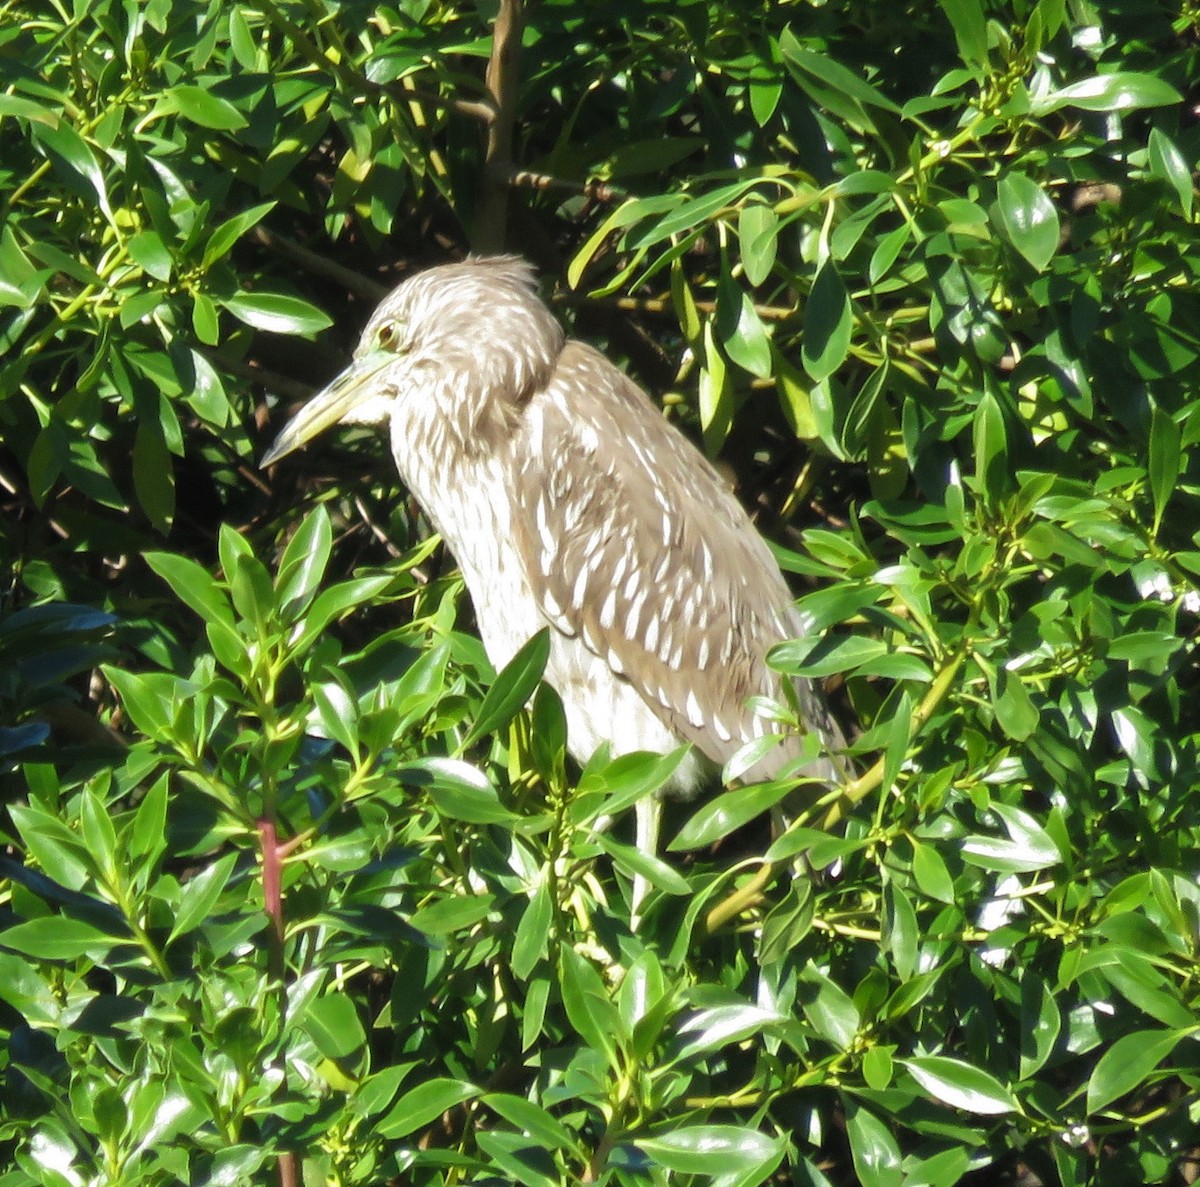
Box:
[505,167,624,205]
[251,227,387,302]
[372,81,495,125]
[473,0,525,253]
[561,292,797,323]
[703,647,968,934]
[204,349,315,406]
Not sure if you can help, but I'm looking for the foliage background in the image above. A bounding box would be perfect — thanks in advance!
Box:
[1,1,1198,1184]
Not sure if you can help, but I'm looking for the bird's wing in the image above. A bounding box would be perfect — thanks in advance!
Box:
[508,341,843,780]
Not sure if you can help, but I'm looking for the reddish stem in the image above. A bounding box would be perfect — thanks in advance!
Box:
[258,817,297,1187]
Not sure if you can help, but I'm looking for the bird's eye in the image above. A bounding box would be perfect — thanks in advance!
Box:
[375,322,405,352]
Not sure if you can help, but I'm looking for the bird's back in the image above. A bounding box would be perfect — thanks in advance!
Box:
[504,340,845,793]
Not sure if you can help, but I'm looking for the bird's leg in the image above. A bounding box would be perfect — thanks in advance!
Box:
[631,795,662,929]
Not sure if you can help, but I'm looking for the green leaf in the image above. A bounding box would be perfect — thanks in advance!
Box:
[770,634,889,677]
[669,779,793,851]
[192,292,220,344]
[80,788,118,882]
[1148,404,1181,535]
[9,804,91,890]
[378,1078,480,1139]
[802,261,852,382]
[168,852,238,944]
[1031,71,1182,115]
[631,179,759,243]
[937,0,988,71]
[962,802,1062,874]
[699,319,733,451]
[352,1065,413,1119]
[779,33,902,133]
[1019,976,1062,1079]
[128,774,169,866]
[146,551,236,631]
[904,1055,1020,1114]
[228,553,276,635]
[863,1046,895,1091]
[133,421,175,533]
[798,963,860,1049]
[402,757,520,824]
[292,575,396,652]
[275,505,333,616]
[720,288,773,378]
[558,946,622,1064]
[103,666,173,741]
[993,668,1039,741]
[1111,704,1159,778]
[637,1126,786,1176]
[676,1003,785,1057]
[869,223,911,285]
[996,173,1059,271]
[596,833,691,895]
[161,85,249,130]
[0,917,124,960]
[599,137,702,179]
[1148,128,1194,218]
[577,747,692,820]
[844,1101,903,1187]
[202,201,276,269]
[884,884,919,981]
[313,679,360,756]
[408,894,494,935]
[749,76,783,126]
[31,119,114,223]
[485,1094,579,1153]
[1086,1029,1180,1114]
[738,203,778,286]
[127,230,173,282]
[303,993,366,1059]
[973,389,1009,500]
[221,291,333,335]
[463,629,549,748]
[911,841,956,904]
[511,877,552,980]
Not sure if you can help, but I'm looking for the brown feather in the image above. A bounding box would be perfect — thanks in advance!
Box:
[508,341,845,785]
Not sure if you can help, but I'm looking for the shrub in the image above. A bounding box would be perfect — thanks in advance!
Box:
[1,2,1197,1184]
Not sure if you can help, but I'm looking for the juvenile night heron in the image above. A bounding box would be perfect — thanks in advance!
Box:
[262,257,847,867]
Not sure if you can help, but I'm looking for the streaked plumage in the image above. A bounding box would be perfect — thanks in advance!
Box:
[262,257,846,853]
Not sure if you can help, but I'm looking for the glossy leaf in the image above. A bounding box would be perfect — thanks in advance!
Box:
[1032,71,1182,115]
[845,1102,903,1187]
[462,629,549,748]
[637,1126,786,1175]
[996,173,1059,271]
[904,1055,1020,1114]
[221,291,333,335]
[1086,1030,1180,1114]
[378,1079,480,1139]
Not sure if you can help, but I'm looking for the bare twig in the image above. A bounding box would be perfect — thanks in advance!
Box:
[505,167,624,204]
[251,227,387,302]
[474,0,525,253]
[562,292,798,324]
[205,350,316,406]
[353,495,404,557]
[381,82,495,125]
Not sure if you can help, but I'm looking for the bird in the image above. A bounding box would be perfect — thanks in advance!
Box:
[261,256,847,892]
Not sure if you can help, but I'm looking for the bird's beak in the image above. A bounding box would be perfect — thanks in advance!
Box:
[259,351,393,467]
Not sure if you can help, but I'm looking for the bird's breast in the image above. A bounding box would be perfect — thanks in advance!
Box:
[389,421,705,795]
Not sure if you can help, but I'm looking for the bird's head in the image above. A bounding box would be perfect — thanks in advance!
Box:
[261,256,565,468]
